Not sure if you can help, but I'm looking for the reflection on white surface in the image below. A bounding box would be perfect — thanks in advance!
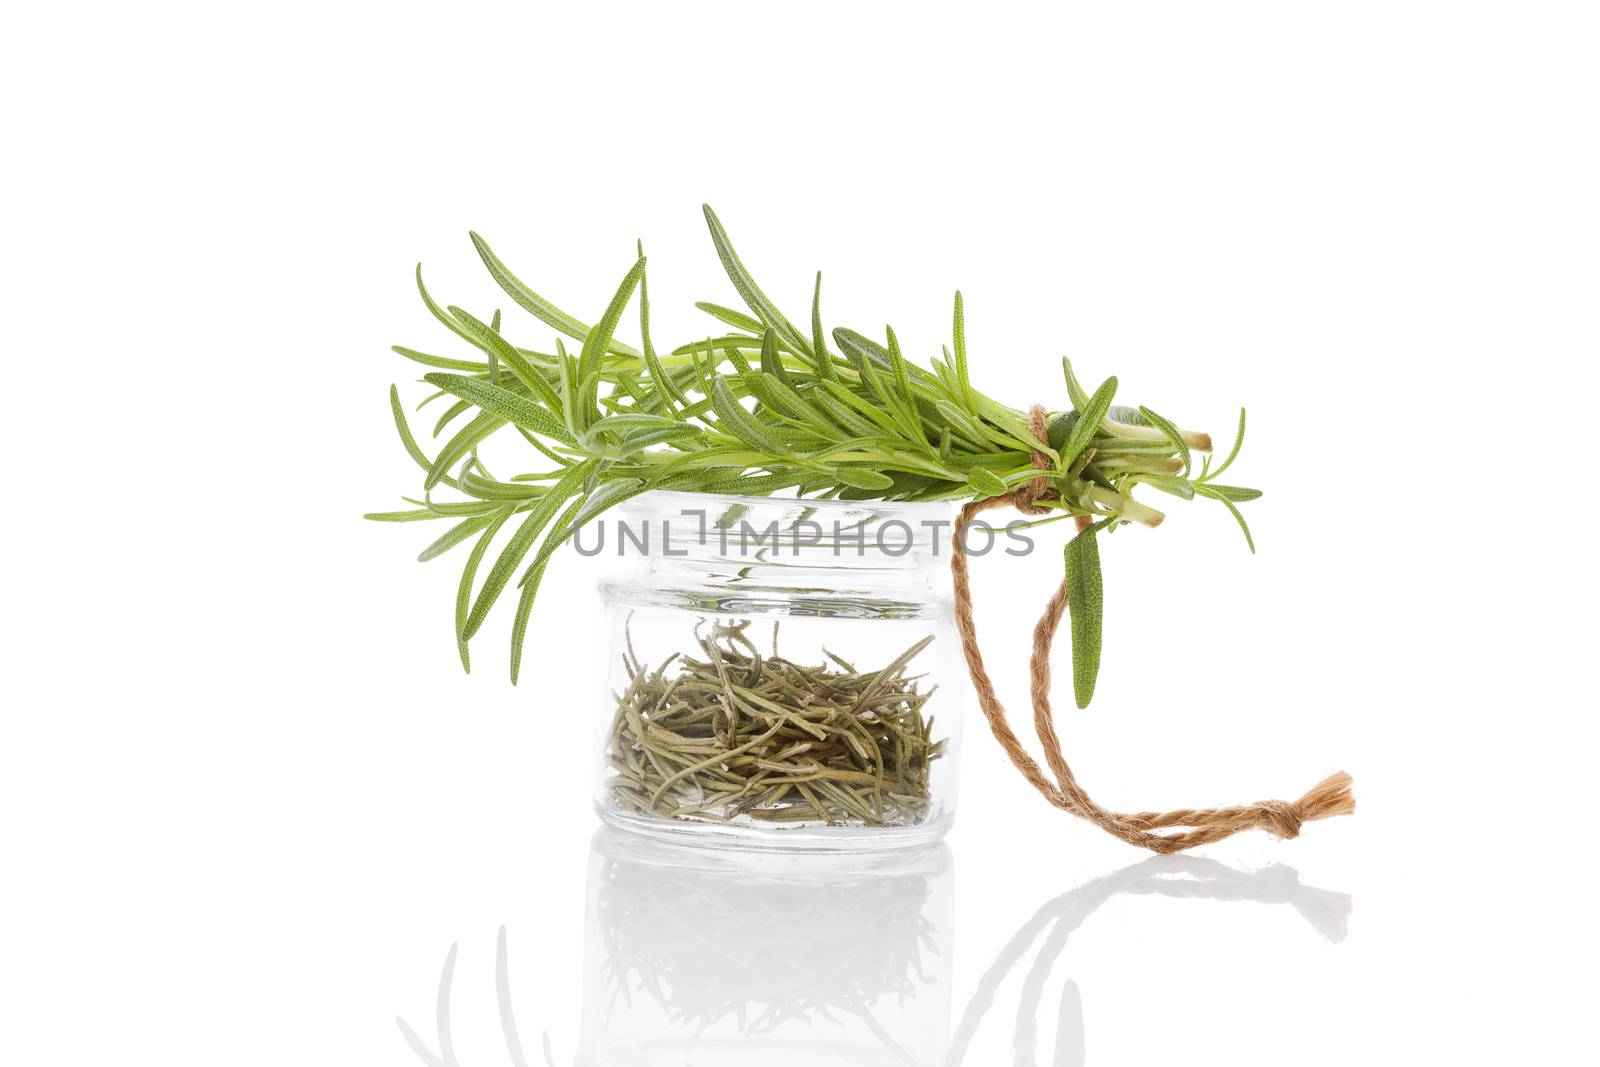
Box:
[583,829,954,1065]
[398,836,1349,1066]
[945,855,1351,1066]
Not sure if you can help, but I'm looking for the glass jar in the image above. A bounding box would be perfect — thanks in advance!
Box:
[592,490,965,850]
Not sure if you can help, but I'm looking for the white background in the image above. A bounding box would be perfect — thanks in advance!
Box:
[4,2,1597,1063]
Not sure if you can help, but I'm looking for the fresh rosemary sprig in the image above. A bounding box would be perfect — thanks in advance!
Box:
[368,206,1260,704]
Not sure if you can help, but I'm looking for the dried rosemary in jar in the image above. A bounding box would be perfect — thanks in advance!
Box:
[608,622,944,828]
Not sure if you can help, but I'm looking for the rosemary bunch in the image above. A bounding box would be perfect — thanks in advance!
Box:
[368,206,1259,704]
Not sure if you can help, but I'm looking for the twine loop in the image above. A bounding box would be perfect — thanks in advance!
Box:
[949,404,1354,853]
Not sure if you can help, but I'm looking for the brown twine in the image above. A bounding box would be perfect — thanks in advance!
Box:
[950,405,1355,853]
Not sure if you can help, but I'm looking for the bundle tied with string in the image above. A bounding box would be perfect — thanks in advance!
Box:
[949,406,1355,854]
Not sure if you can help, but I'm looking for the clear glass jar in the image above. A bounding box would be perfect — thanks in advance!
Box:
[592,490,965,850]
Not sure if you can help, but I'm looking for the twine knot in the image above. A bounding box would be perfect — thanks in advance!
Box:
[1255,800,1304,839]
[1009,404,1057,515]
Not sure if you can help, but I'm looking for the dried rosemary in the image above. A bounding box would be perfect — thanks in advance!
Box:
[607,622,944,827]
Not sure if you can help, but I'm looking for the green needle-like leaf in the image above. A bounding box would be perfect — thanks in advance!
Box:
[835,468,895,491]
[1205,408,1248,481]
[1194,484,1258,552]
[469,232,641,358]
[968,468,1008,498]
[952,291,976,412]
[462,460,597,640]
[1064,525,1105,709]
[1059,376,1118,467]
[578,256,647,419]
[1137,405,1191,476]
[694,301,764,334]
[811,272,835,381]
[702,204,814,363]
[710,376,789,456]
[418,512,499,562]
[422,373,572,445]
[453,507,514,671]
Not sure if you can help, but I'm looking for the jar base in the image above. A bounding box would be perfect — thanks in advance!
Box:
[595,802,954,854]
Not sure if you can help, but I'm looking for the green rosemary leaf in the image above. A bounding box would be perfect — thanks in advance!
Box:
[968,468,1008,498]
[422,373,571,445]
[1200,484,1262,502]
[760,327,794,389]
[815,378,911,440]
[811,273,835,381]
[430,397,475,440]
[1194,484,1257,552]
[636,342,688,412]
[418,511,498,561]
[611,425,705,455]
[391,346,486,372]
[387,385,456,486]
[810,390,881,439]
[363,508,449,522]
[1046,410,1078,451]
[462,460,597,640]
[446,306,566,414]
[694,301,764,334]
[506,495,585,684]
[415,265,483,351]
[933,399,985,444]
[506,475,659,682]
[803,436,900,463]
[702,204,814,363]
[971,394,1050,454]
[573,477,646,527]
[454,507,514,672]
[1138,405,1191,475]
[457,471,546,501]
[1139,475,1196,500]
[639,262,688,416]
[952,291,976,412]
[667,334,766,357]
[721,338,758,383]
[578,256,647,420]
[1059,376,1118,467]
[883,327,921,431]
[1060,357,1089,412]
[1206,408,1248,481]
[469,232,641,358]
[834,468,895,491]
[589,412,685,435]
[710,376,789,456]
[1063,525,1105,709]
[399,497,502,517]
[831,329,921,440]
[426,411,504,490]
[759,372,844,441]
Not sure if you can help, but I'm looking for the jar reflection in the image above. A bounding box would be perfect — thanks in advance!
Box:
[579,827,955,1066]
